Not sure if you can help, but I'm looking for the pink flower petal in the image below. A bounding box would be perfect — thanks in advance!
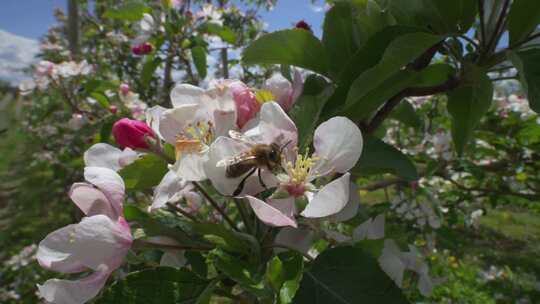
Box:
[246,196,297,227]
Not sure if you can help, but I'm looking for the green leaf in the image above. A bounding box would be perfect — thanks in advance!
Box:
[509,49,540,113]
[288,75,334,150]
[344,32,442,115]
[104,1,151,22]
[353,136,418,181]
[191,46,207,79]
[447,65,493,155]
[389,100,422,129]
[119,154,168,190]
[185,251,208,279]
[141,55,162,89]
[293,246,408,303]
[209,249,270,297]
[191,223,252,254]
[343,63,454,120]
[265,253,304,304]
[323,1,357,77]
[196,279,218,304]
[96,267,208,304]
[508,0,540,46]
[242,29,330,77]
[203,23,237,44]
[90,92,111,108]
[353,0,397,45]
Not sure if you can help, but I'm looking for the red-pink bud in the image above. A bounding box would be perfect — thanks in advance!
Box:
[131,42,153,55]
[109,105,118,114]
[112,118,155,149]
[295,20,312,33]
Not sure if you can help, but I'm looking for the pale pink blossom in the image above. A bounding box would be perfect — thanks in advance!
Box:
[262,70,303,112]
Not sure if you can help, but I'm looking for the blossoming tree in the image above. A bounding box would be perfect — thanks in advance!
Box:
[4,0,540,303]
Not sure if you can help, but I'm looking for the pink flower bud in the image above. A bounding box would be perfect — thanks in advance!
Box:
[131,43,153,55]
[112,118,155,150]
[229,81,260,128]
[109,105,118,114]
[119,83,130,95]
[295,20,312,33]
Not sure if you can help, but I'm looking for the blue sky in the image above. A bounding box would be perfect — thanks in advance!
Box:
[0,0,326,40]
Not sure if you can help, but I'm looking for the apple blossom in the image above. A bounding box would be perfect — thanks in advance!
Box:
[151,170,202,212]
[227,80,261,129]
[36,168,132,304]
[131,42,153,55]
[204,102,296,196]
[83,143,138,172]
[158,83,237,181]
[112,118,155,150]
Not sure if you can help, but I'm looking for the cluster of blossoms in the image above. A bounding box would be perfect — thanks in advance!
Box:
[19,60,93,94]
[390,192,442,230]
[494,93,536,120]
[3,244,37,271]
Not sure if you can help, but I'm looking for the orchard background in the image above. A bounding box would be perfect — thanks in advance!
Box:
[1,0,540,303]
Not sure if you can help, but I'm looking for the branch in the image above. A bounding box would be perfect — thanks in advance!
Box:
[365,75,460,134]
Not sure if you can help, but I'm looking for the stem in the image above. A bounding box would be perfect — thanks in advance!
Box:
[510,32,540,49]
[485,0,510,53]
[220,48,229,78]
[167,202,200,222]
[234,198,253,234]
[478,0,487,49]
[490,75,518,81]
[192,181,239,231]
[458,34,479,49]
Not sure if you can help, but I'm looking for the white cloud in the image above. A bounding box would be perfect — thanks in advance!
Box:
[309,3,330,13]
[0,30,39,86]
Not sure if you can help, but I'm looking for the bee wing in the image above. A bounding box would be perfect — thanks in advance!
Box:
[216,153,256,167]
[229,130,256,145]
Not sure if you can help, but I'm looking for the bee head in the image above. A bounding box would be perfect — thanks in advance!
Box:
[268,143,281,165]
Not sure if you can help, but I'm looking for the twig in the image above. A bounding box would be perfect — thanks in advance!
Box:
[167,202,200,222]
[478,0,487,49]
[233,198,252,234]
[192,181,239,231]
[485,0,510,53]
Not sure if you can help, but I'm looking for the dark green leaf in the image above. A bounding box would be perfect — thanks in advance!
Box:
[323,1,357,77]
[104,1,151,22]
[389,100,422,129]
[209,249,270,297]
[353,136,418,181]
[119,154,168,190]
[353,0,397,45]
[447,65,493,155]
[344,32,442,115]
[203,23,237,44]
[508,0,540,46]
[265,253,304,304]
[185,251,208,279]
[242,29,330,77]
[191,46,207,79]
[196,279,218,304]
[509,49,540,113]
[293,246,408,303]
[96,267,208,304]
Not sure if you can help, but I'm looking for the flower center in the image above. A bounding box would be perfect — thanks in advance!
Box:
[175,120,214,160]
[255,90,275,104]
[285,148,319,185]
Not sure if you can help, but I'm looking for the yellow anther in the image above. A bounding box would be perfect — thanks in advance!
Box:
[174,120,214,159]
[255,90,275,104]
[286,148,319,184]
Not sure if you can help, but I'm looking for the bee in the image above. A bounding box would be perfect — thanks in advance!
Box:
[217,131,289,196]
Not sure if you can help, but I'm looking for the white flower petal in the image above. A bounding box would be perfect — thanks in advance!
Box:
[84,143,123,171]
[256,102,297,148]
[69,183,117,219]
[352,214,385,241]
[268,197,296,219]
[37,215,131,272]
[246,196,297,228]
[328,182,360,222]
[159,105,199,144]
[171,150,209,182]
[274,226,314,256]
[146,105,167,139]
[84,167,125,218]
[152,170,187,210]
[301,173,350,218]
[313,117,363,175]
[170,83,205,108]
[213,110,237,137]
[38,266,111,304]
[378,239,405,288]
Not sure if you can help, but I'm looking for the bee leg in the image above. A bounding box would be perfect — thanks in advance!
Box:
[257,168,267,190]
[233,167,257,196]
